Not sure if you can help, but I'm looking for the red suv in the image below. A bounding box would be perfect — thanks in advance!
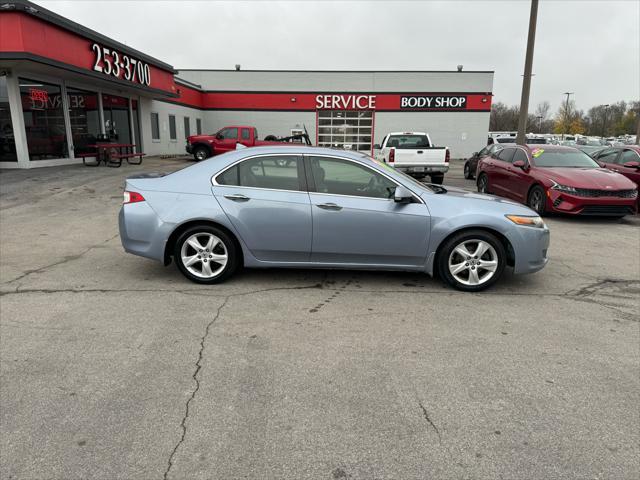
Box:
[476,145,638,217]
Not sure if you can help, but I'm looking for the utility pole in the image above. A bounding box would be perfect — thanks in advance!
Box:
[515,0,539,145]
[636,104,640,145]
[601,104,610,138]
[562,92,573,139]
[537,115,543,133]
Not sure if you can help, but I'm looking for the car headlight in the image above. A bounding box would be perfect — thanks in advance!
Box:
[550,182,577,193]
[506,215,546,228]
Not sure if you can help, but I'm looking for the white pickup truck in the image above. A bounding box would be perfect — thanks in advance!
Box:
[374,132,449,184]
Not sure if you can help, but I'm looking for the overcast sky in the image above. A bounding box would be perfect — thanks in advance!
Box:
[40,0,639,114]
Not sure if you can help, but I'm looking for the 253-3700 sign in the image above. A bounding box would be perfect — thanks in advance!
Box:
[91,43,151,86]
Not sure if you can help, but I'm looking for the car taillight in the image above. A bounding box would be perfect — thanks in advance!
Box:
[389,148,395,163]
[445,149,450,163]
[123,191,145,204]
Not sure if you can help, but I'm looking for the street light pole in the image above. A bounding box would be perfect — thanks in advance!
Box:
[515,0,539,145]
[562,91,574,139]
[601,104,610,138]
[537,115,543,133]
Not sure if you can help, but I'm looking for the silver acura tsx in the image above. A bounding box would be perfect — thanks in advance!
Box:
[119,146,549,291]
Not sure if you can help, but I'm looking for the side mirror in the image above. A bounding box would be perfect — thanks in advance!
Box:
[394,185,413,204]
[472,151,478,157]
[215,133,223,140]
[513,160,527,169]
[623,161,640,169]
[373,144,381,150]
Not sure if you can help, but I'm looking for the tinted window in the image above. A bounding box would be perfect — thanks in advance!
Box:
[597,149,619,163]
[150,113,160,140]
[513,149,529,163]
[618,149,640,164]
[532,149,600,168]
[217,156,303,191]
[168,115,176,140]
[241,128,250,140]
[386,134,430,149]
[497,148,516,163]
[310,157,397,199]
[218,127,238,140]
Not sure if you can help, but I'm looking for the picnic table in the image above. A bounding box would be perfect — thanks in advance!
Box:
[78,143,146,167]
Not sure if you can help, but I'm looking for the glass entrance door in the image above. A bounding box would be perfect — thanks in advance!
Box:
[102,94,132,144]
[317,110,373,153]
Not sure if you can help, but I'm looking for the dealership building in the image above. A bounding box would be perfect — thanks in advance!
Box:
[0,0,494,169]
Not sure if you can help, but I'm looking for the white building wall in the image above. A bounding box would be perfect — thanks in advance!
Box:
[139,98,203,156]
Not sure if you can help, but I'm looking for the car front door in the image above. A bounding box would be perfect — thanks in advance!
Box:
[489,147,516,196]
[306,155,429,266]
[214,127,239,154]
[212,154,312,262]
[595,148,620,171]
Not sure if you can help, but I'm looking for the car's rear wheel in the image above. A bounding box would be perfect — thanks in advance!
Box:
[464,162,473,179]
[430,173,444,184]
[174,226,238,284]
[438,230,506,292]
[527,185,546,216]
[193,146,210,162]
[477,173,490,193]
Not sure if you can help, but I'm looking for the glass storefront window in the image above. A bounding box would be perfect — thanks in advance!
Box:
[19,78,69,160]
[102,94,132,144]
[0,77,17,162]
[66,87,100,155]
[131,99,141,151]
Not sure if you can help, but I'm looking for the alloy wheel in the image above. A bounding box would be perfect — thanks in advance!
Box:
[195,149,208,161]
[448,239,498,286]
[529,189,544,213]
[478,175,488,193]
[180,233,228,278]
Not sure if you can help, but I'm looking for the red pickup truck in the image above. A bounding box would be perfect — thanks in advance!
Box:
[186,125,311,161]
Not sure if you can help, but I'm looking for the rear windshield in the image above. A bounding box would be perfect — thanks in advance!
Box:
[532,149,601,168]
[387,135,430,149]
[527,138,547,144]
[496,137,515,143]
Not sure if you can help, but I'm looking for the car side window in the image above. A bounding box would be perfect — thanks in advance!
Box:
[617,149,640,165]
[512,149,529,164]
[309,156,397,199]
[597,149,618,163]
[218,127,238,140]
[216,155,303,191]
[478,147,489,156]
[496,148,516,163]
[241,128,250,140]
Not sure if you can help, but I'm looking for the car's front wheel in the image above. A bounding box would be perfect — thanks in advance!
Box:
[477,173,490,193]
[527,185,547,216]
[438,230,506,292]
[174,226,239,284]
[193,146,211,162]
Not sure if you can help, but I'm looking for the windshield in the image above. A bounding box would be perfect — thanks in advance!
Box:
[531,148,601,168]
[387,134,430,149]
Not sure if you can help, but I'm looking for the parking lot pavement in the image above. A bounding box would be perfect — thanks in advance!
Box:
[1,157,638,479]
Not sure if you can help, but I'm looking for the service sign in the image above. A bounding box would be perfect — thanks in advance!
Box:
[400,95,467,110]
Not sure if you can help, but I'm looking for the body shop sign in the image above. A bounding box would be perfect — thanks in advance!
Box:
[401,95,467,109]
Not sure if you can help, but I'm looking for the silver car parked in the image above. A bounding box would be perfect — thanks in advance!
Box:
[119,146,549,291]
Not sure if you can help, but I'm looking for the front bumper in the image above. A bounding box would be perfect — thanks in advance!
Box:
[545,189,637,216]
[185,144,193,154]
[506,224,550,275]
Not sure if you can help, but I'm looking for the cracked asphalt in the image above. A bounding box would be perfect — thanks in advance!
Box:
[1,157,639,480]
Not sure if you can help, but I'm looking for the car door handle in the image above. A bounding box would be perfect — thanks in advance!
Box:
[316,202,342,211]
[224,193,250,201]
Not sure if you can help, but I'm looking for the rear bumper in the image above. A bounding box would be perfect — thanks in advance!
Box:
[119,205,171,262]
[393,165,449,175]
[545,190,637,216]
[506,224,550,275]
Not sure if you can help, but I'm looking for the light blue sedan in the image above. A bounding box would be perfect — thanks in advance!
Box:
[119,146,549,291]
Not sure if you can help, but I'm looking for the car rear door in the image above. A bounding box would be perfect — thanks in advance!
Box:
[305,155,429,266]
[212,154,312,262]
[488,147,516,196]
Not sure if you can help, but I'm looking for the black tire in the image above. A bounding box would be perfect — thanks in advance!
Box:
[193,146,211,162]
[464,162,473,179]
[174,225,239,284]
[264,134,278,141]
[527,185,547,216]
[430,173,444,184]
[437,229,506,292]
[477,173,490,193]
